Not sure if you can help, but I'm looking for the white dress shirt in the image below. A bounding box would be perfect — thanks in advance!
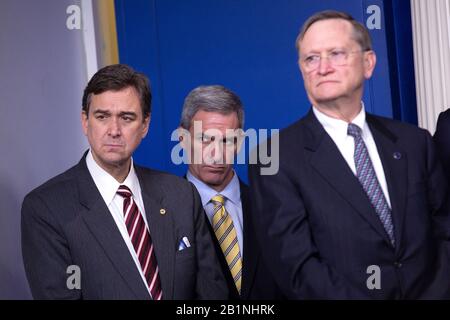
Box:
[187,170,244,257]
[312,104,392,208]
[85,150,152,296]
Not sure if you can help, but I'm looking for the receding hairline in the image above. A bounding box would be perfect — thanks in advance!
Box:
[299,18,352,47]
[296,16,371,52]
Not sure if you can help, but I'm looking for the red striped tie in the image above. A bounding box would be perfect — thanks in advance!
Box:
[117,185,163,300]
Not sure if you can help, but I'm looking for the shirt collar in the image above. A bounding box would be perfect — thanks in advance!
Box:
[312,102,367,137]
[85,149,140,205]
[186,170,241,206]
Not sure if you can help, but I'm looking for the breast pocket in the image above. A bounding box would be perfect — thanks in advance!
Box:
[175,245,195,264]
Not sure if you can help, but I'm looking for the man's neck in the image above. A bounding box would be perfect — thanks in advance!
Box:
[314,99,362,123]
[92,154,131,183]
[188,169,235,193]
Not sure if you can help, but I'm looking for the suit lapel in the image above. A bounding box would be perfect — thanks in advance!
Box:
[367,115,408,251]
[239,180,258,300]
[76,156,150,299]
[304,111,394,245]
[137,167,175,300]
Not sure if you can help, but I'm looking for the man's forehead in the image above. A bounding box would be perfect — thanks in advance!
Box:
[299,23,358,53]
[195,128,240,136]
[300,18,354,48]
[89,89,141,112]
[190,111,240,129]
[306,18,352,34]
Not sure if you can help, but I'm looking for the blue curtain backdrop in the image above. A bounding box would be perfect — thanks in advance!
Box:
[114,0,417,182]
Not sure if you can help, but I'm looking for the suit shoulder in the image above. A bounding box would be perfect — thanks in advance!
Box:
[435,109,450,135]
[438,109,450,123]
[135,166,194,191]
[279,117,307,137]
[258,117,306,149]
[368,114,430,138]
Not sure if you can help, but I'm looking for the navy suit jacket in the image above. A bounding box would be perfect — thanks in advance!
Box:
[249,110,450,299]
[21,153,228,299]
[434,109,450,186]
[203,180,284,300]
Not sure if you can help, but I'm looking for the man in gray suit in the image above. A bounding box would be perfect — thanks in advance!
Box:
[21,64,227,300]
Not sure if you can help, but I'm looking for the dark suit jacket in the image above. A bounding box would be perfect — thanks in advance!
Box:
[202,179,283,300]
[21,153,228,300]
[248,110,450,299]
[434,109,450,185]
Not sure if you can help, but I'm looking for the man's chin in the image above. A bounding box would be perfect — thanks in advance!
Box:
[200,172,226,186]
[100,155,129,168]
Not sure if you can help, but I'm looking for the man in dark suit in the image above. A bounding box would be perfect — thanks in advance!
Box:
[21,64,227,300]
[178,85,282,299]
[434,109,450,185]
[248,11,450,299]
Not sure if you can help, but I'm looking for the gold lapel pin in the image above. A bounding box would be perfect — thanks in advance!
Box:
[160,208,166,215]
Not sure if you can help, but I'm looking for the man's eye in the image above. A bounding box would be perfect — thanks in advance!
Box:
[96,115,106,120]
[224,138,235,145]
[305,55,318,63]
[330,50,345,57]
[197,135,212,143]
[122,116,133,121]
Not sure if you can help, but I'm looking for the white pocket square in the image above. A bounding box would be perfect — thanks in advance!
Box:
[178,236,191,251]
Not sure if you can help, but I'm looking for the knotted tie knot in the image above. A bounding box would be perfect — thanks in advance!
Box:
[117,185,133,199]
[347,123,362,138]
[211,194,226,207]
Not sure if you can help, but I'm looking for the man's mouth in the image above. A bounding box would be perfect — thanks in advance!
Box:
[317,80,338,87]
[104,144,124,149]
[203,165,226,172]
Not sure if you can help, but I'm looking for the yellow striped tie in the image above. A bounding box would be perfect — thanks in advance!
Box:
[211,195,242,294]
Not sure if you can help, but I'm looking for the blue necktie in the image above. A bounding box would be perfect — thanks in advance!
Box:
[347,123,395,246]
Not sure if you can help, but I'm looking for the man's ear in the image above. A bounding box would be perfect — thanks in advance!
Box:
[142,114,151,138]
[81,110,88,136]
[364,50,377,79]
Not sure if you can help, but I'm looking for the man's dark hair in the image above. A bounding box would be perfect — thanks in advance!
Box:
[82,64,151,119]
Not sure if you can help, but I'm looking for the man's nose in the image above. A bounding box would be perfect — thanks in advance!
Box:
[210,141,224,163]
[108,118,121,137]
[318,55,333,74]
[204,141,224,165]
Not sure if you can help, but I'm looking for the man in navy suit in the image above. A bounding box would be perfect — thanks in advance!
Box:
[434,109,450,185]
[21,64,227,299]
[178,85,282,299]
[248,10,450,299]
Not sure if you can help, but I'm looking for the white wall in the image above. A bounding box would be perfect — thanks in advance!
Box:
[0,0,90,299]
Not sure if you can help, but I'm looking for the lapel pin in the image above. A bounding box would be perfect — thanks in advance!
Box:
[160,208,166,215]
[393,152,402,160]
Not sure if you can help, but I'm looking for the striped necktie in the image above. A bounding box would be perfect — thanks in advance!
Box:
[347,123,395,246]
[211,194,243,294]
[117,185,163,300]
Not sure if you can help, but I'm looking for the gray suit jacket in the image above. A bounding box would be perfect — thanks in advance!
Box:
[21,152,228,299]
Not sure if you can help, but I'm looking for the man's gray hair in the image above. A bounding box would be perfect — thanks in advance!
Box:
[180,85,244,129]
[295,10,373,52]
